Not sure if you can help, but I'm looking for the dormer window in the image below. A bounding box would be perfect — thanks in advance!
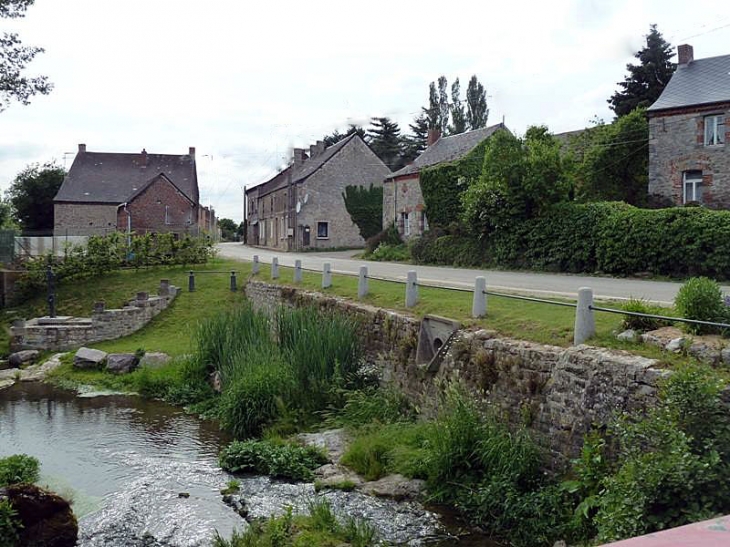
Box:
[704,115,725,146]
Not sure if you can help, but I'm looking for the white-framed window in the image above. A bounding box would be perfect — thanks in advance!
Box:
[704,115,725,146]
[683,170,703,204]
[165,205,171,225]
[401,212,410,236]
[317,221,329,239]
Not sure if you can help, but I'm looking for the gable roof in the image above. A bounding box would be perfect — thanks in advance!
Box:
[55,149,198,204]
[648,54,730,112]
[387,123,506,180]
[126,172,195,205]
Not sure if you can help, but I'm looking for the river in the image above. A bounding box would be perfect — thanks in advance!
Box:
[0,383,496,546]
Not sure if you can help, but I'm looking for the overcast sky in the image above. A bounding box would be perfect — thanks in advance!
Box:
[2,0,729,223]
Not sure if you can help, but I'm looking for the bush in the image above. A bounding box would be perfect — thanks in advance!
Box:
[410,233,485,267]
[323,387,416,429]
[620,298,672,332]
[364,222,401,254]
[674,277,728,334]
[0,454,40,487]
[0,499,20,547]
[218,440,327,482]
[368,243,410,262]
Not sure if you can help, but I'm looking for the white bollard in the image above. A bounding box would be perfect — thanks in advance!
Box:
[472,276,487,318]
[252,255,260,275]
[271,257,280,280]
[574,287,595,345]
[358,266,368,299]
[405,270,418,308]
[322,263,332,289]
[294,260,302,283]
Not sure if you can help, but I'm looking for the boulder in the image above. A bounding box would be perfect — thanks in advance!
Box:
[314,464,363,488]
[74,347,107,369]
[665,337,686,353]
[8,350,40,368]
[616,329,637,342]
[298,429,349,463]
[1,484,78,547]
[139,352,171,369]
[689,343,721,366]
[106,353,139,374]
[0,378,14,390]
[359,474,426,501]
[209,370,222,393]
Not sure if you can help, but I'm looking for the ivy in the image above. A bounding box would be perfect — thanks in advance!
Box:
[342,184,383,240]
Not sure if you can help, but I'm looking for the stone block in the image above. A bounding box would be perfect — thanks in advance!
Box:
[8,350,40,368]
[106,353,139,374]
[139,352,171,369]
[74,347,107,369]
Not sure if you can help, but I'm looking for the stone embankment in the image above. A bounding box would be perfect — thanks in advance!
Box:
[246,280,670,464]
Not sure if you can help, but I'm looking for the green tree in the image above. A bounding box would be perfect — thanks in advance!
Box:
[7,162,65,231]
[1,0,52,112]
[577,109,648,206]
[449,78,467,134]
[218,218,237,241]
[437,75,450,134]
[608,25,675,117]
[322,124,366,147]
[367,117,403,171]
[342,184,383,240]
[466,75,489,130]
[403,113,429,161]
[424,81,440,130]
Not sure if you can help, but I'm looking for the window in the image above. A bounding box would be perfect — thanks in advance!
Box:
[704,115,725,146]
[683,170,703,204]
[317,221,329,239]
[165,205,171,225]
[401,212,410,236]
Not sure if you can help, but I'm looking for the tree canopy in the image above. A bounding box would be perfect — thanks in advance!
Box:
[608,25,675,117]
[1,0,52,112]
[367,117,404,171]
[449,78,467,135]
[466,75,489,130]
[7,162,65,231]
[218,218,238,241]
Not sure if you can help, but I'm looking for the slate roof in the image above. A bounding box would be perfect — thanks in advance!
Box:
[648,54,730,112]
[386,123,506,180]
[55,150,198,204]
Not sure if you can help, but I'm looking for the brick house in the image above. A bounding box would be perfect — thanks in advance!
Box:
[54,144,212,237]
[245,134,390,251]
[383,123,505,239]
[648,45,730,207]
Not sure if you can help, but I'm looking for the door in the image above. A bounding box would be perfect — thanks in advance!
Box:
[302,225,311,247]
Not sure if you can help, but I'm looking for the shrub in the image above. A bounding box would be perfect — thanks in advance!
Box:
[323,386,415,429]
[674,277,727,334]
[0,499,20,547]
[620,298,672,332]
[218,440,327,482]
[364,222,401,254]
[0,454,40,487]
[410,233,485,267]
[368,243,410,262]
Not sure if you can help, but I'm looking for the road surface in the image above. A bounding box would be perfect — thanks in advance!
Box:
[217,243,729,304]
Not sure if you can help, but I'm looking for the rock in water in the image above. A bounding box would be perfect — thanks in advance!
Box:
[106,353,140,374]
[1,484,78,547]
[74,347,108,369]
[8,350,40,368]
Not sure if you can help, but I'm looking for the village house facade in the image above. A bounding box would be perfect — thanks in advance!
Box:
[383,123,505,239]
[648,45,730,207]
[245,134,390,251]
[54,144,215,237]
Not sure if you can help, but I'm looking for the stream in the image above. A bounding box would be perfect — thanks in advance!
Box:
[0,383,496,546]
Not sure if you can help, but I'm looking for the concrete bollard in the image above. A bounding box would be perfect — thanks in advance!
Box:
[472,276,487,318]
[93,301,106,314]
[294,260,302,283]
[405,270,418,308]
[322,263,332,289]
[358,266,368,299]
[271,257,280,280]
[252,255,260,275]
[188,271,195,292]
[574,287,595,345]
[159,279,170,296]
[230,271,237,292]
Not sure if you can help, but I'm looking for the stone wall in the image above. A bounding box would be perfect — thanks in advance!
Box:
[54,203,119,236]
[383,174,427,239]
[10,281,180,351]
[245,280,669,464]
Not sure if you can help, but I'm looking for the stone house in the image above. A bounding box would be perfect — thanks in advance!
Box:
[648,44,730,207]
[245,134,390,250]
[54,144,213,237]
[383,123,505,239]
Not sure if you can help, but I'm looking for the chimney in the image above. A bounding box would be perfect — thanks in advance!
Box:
[78,143,86,153]
[188,146,196,158]
[427,129,441,147]
[678,44,694,65]
[309,140,325,158]
[140,148,148,167]
[293,148,307,168]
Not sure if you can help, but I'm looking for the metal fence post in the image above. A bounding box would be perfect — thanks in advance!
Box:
[188,270,195,292]
[574,287,595,345]
[322,263,332,289]
[271,257,280,279]
[406,270,418,308]
[252,255,260,275]
[230,271,237,292]
[358,266,368,299]
[294,260,302,283]
[473,276,487,318]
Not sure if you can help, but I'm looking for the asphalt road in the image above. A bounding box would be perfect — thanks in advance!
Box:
[217,243,729,304]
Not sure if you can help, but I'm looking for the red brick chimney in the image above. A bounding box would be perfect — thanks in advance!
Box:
[140,148,148,167]
[78,143,86,153]
[427,129,441,147]
[678,44,694,65]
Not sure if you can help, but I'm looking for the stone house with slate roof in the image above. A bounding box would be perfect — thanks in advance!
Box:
[383,123,505,239]
[648,45,730,207]
[245,134,390,251]
[54,144,213,237]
